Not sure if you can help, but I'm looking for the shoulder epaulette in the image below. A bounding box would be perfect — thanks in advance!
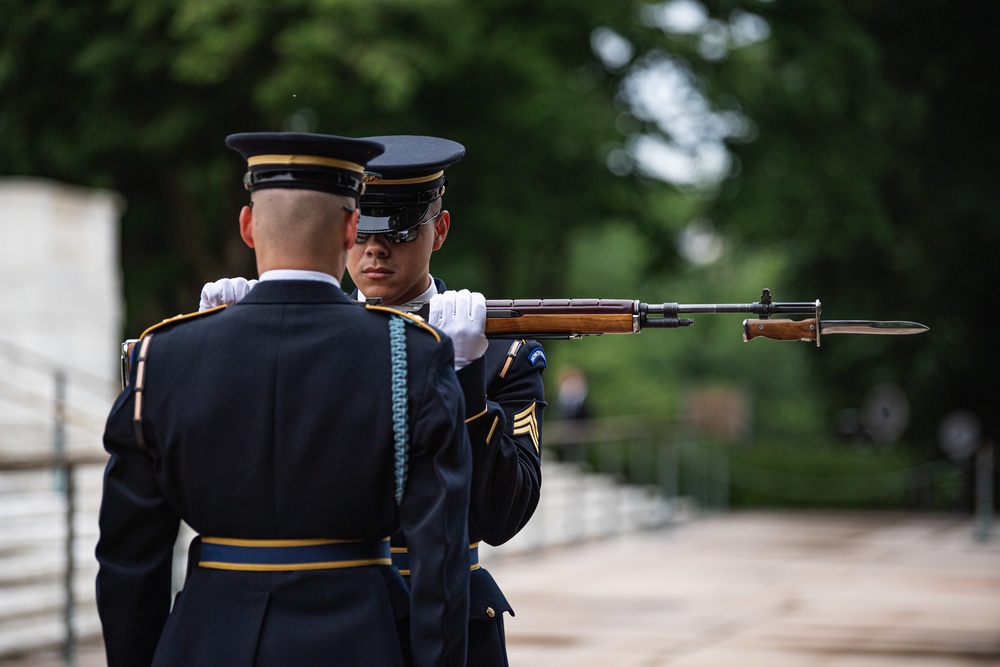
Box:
[138,305,227,340]
[365,305,442,343]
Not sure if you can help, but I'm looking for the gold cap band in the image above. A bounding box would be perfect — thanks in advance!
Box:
[364,170,445,185]
[247,154,365,173]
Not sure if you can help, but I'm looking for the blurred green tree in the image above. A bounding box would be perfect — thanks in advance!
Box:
[0,0,673,331]
[2,0,996,462]
[678,0,999,454]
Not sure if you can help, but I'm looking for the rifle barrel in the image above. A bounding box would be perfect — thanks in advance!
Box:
[663,301,821,316]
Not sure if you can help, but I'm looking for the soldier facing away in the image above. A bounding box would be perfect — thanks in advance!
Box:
[201,134,548,666]
[96,132,473,667]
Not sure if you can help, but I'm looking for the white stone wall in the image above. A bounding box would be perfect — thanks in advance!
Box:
[0,178,124,456]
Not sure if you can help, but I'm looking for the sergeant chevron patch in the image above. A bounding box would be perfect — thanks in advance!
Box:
[512,402,540,452]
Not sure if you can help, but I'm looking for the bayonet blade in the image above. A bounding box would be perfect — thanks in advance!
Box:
[743,317,929,345]
[820,320,929,336]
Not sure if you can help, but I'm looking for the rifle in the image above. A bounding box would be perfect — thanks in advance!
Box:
[120,288,927,387]
[388,288,928,345]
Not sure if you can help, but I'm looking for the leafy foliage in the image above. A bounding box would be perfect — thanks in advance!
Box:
[686,0,1000,451]
[1,0,661,327]
[2,0,996,462]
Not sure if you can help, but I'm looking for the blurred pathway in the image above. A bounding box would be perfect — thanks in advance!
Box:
[486,511,1000,666]
[9,511,1000,666]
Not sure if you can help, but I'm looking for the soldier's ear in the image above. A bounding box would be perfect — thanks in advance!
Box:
[432,210,450,251]
[239,205,255,249]
[344,207,359,250]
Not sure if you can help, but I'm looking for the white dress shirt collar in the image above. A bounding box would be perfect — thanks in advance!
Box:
[259,269,341,288]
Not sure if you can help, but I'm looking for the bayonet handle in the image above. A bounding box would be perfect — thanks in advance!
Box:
[743,318,820,345]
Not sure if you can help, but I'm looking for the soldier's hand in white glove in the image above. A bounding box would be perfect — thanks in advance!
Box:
[199,277,257,311]
[428,289,488,370]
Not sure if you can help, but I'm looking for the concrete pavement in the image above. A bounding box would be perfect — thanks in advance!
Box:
[487,511,1000,666]
[9,511,1000,666]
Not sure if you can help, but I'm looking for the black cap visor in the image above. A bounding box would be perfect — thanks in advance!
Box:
[358,203,434,234]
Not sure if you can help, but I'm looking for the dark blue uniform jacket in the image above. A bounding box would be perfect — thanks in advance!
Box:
[96,280,472,667]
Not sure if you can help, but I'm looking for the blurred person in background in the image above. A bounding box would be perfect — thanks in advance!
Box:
[552,365,593,463]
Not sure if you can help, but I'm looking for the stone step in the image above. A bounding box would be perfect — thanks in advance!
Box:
[482,462,676,557]
[0,611,103,660]
[0,509,100,554]
[0,577,97,623]
[0,541,99,588]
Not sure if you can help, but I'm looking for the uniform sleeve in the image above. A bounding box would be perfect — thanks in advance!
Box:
[401,337,472,667]
[459,340,547,545]
[95,384,180,667]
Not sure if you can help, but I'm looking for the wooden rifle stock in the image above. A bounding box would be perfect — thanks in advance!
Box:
[483,299,640,338]
[401,298,691,338]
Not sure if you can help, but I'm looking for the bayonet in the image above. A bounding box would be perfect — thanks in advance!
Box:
[742,317,929,347]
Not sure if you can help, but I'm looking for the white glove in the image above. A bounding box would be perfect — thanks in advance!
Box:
[428,289,488,370]
[199,277,257,311]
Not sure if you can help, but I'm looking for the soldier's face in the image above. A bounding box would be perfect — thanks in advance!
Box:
[347,206,450,305]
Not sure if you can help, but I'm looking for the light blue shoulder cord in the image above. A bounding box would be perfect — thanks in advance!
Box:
[388,316,409,505]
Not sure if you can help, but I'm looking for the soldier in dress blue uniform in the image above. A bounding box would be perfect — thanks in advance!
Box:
[200,135,547,667]
[96,132,473,667]
[349,135,548,667]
